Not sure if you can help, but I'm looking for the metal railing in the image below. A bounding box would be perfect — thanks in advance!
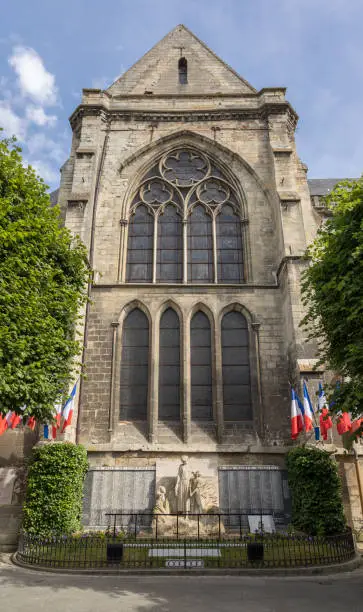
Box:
[16,513,355,570]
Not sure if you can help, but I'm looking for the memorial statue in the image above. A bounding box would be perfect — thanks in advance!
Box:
[154,486,170,514]
[175,455,190,513]
[189,471,203,514]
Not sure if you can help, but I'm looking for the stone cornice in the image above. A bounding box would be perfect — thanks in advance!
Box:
[69,101,298,131]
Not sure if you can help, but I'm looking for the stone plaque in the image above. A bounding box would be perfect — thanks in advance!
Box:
[165,559,204,568]
[0,468,17,505]
[248,515,275,534]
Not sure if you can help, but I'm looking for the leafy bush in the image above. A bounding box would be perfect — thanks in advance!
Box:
[22,443,88,535]
[286,446,346,535]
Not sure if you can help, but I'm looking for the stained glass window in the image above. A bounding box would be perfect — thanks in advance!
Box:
[187,205,213,283]
[120,309,149,420]
[221,311,252,421]
[126,205,153,282]
[159,308,180,420]
[217,205,244,283]
[156,206,182,282]
[190,311,213,420]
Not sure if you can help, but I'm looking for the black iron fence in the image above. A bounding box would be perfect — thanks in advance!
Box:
[104,511,289,539]
[16,513,355,570]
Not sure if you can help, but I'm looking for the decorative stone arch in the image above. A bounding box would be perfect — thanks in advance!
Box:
[118,130,278,284]
[218,302,263,435]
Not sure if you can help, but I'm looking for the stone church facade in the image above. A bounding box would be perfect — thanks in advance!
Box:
[1,25,362,543]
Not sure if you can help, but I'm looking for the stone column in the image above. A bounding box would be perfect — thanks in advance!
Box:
[108,322,119,433]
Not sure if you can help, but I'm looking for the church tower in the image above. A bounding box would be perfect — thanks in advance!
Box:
[57,25,324,524]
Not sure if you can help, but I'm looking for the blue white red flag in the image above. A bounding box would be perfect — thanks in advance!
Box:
[61,382,77,432]
[303,382,314,432]
[291,388,304,440]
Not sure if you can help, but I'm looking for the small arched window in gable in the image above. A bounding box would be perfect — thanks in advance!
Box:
[178,57,188,85]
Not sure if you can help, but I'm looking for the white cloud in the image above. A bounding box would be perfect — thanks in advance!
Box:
[26,106,57,127]
[8,46,58,106]
[91,76,110,90]
[0,102,27,139]
[26,132,66,164]
[29,159,59,185]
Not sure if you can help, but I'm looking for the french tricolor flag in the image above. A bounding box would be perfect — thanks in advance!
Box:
[61,382,77,433]
[43,424,56,440]
[291,388,304,440]
[303,381,314,432]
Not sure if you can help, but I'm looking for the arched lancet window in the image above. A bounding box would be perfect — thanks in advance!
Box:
[221,311,252,421]
[120,308,149,421]
[188,205,213,283]
[157,205,182,282]
[159,308,180,420]
[125,148,245,285]
[126,205,153,282]
[178,57,188,85]
[216,205,244,283]
[190,311,213,420]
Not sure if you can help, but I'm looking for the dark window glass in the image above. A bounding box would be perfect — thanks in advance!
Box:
[222,311,252,421]
[178,57,188,85]
[156,205,182,283]
[120,309,149,420]
[187,205,213,283]
[191,311,213,420]
[126,205,153,282]
[217,205,244,283]
[159,308,180,420]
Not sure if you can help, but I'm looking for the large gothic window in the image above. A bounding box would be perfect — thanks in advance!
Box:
[221,311,252,421]
[159,308,180,420]
[120,309,149,421]
[126,148,245,284]
[190,311,213,420]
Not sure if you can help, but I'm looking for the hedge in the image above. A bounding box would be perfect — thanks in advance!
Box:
[22,442,88,535]
[286,446,346,535]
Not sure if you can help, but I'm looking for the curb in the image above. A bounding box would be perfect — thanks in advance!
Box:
[11,551,361,577]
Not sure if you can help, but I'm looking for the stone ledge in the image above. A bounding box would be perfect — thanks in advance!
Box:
[11,552,361,577]
[84,444,291,454]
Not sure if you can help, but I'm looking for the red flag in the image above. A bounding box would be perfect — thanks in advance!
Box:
[0,412,13,435]
[320,407,333,440]
[337,412,352,435]
[27,416,36,431]
[351,418,363,436]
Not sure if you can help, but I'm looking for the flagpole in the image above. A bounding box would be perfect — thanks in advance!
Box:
[352,446,363,516]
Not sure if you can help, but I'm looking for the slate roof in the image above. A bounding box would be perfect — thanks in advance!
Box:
[307,178,355,197]
[50,188,59,206]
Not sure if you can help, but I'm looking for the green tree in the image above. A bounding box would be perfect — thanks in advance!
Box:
[286,446,346,535]
[301,176,363,433]
[0,133,90,423]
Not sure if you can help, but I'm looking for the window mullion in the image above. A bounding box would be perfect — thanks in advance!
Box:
[212,214,218,284]
[152,213,157,283]
[183,218,188,284]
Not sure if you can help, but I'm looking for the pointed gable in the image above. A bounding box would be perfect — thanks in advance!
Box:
[107,25,256,96]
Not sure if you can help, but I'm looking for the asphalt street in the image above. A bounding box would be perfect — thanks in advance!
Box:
[1,555,363,612]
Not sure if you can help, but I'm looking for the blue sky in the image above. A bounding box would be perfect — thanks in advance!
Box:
[1,0,362,190]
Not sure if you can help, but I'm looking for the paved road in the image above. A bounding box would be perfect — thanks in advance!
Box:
[1,556,363,612]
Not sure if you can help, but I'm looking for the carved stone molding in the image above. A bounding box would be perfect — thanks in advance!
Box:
[69,102,298,131]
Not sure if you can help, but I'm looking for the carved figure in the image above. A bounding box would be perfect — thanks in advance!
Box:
[154,486,170,515]
[189,471,203,514]
[175,455,190,513]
